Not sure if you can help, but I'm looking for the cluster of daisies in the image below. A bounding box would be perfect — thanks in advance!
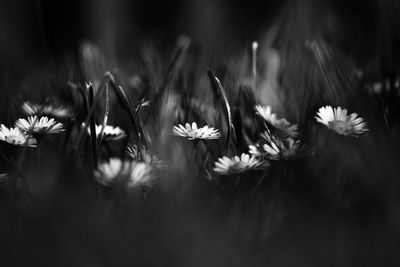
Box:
[0,102,69,148]
[0,98,369,190]
[172,105,368,176]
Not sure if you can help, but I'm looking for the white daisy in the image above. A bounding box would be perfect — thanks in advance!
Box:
[126,161,154,188]
[213,153,267,175]
[255,105,298,137]
[22,102,73,119]
[94,158,155,188]
[315,106,368,136]
[93,158,130,186]
[0,124,37,147]
[171,122,221,140]
[85,124,126,142]
[15,116,64,136]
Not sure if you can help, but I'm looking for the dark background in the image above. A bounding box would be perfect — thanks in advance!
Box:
[1,0,398,68]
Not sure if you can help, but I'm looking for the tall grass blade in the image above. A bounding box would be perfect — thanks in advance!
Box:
[98,83,110,147]
[207,70,235,155]
[88,83,98,168]
[106,72,146,148]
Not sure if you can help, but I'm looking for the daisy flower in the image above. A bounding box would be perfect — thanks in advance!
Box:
[172,122,221,140]
[94,158,155,188]
[22,101,73,119]
[15,116,64,137]
[255,105,298,137]
[85,124,126,142]
[93,158,130,186]
[213,153,267,175]
[315,106,368,136]
[126,161,154,188]
[0,124,37,147]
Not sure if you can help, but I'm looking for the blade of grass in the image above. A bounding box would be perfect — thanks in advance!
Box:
[74,75,109,150]
[97,83,110,147]
[135,99,152,147]
[164,36,190,85]
[105,72,146,148]
[88,83,98,168]
[152,37,190,108]
[207,70,235,155]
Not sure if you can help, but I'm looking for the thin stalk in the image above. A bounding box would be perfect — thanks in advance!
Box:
[383,111,390,133]
[190,140,200,163]
[37,140,42,190]
[249,171,269,197]
[252,41,258,92]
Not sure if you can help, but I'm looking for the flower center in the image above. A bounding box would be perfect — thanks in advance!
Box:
[329,120,351,135]
[5,136,20,144]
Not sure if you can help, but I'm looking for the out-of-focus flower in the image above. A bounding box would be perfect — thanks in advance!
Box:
[172,122,221,140]
[0,173,9,183]
[22,102,73,119]
[94,158,155,188]
[367,78,400,97]
[213,153,267,175]
[85,124,126,142]
[0,124,37,147]
[315,106,368,136]
[15,116,64,136]
[126,144,167,169]
[255,105,298,137]
[94,158,129,186]
[126,161,154,188]
[370,82,383,95]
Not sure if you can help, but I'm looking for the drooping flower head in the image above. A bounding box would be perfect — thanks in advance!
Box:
[126,144,167,169]
[213,153,267,175]
[0,124,37,147]
[315,106,368,136]
[172,122,221,140]
[22,101,73,119]
[15,116,64,137]
[85,124,126,142]
[255,105,298,137]
[249,131,312,161]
